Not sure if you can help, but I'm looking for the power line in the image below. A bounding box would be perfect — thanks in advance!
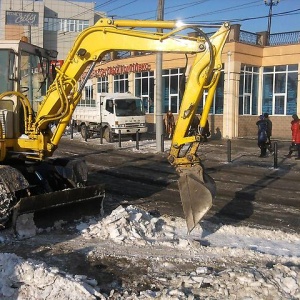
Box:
[3,0,300,45]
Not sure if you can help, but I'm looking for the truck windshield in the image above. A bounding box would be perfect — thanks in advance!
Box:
[115,98,145,116]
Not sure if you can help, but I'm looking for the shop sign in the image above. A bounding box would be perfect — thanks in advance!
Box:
[50,60,64,81]
[6,11,39,26]
[50,60,64,68]
[94,63,151,77]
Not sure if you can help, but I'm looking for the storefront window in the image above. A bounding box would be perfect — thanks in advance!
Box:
[262,64,298,115]
[113,74,128,93]
[97,76,109,93]
[79,80,95,107]
[198,70,225,114]
[239,65,259,115]
[162,68,184,113]
[134,71,154,113]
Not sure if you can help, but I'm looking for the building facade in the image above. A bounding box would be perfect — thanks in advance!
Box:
[83,25,300,140]
[0,0,100,59]
[0,0,299,139]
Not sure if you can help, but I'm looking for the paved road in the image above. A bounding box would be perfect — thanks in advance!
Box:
[56,135,300,234]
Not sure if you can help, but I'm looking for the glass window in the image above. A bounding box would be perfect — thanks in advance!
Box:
[113,74,128,93]
[287,72,297,115]
[67,19,76,32]
[162,68,184,113]
[199,69,225,115]
[106,100,113,113]
[134,71,154,113]
[275,65,286,72]
[19,50,50,112]
[77,20,89,31]
[83,85,95,107]
[115,98,145,116]
[44,18,89,32]
[97,77,109,93]
[0,50,14,93]
[239,65,259,115]
[262,64,298,115]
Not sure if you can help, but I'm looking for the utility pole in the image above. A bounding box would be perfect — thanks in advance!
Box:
[155,0,164,152]
[264,0,280,45]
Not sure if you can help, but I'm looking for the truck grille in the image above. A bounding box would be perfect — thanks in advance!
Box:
[125,123,141,127]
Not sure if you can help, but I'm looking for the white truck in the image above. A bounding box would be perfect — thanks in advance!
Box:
[73,93,148,142]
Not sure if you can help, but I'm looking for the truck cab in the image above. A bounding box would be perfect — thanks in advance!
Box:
[73,93,148,142]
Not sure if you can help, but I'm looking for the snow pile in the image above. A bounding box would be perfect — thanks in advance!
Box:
[77,205,300,257]
[78,205,188,247]
[0,253,105,300]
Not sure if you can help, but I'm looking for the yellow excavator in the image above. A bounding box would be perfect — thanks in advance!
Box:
[0,18,230,233]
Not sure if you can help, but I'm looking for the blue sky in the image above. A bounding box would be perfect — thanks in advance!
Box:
[78,0,300,34]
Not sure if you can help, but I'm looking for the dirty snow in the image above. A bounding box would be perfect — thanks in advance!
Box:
[0,136,299,299]
[1,204,299,299]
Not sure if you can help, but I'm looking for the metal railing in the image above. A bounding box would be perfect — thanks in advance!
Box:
[238,29,300,46]
[270,31,300,46]
[239,30,259,45]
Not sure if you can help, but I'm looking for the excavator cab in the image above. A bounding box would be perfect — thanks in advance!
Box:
[0,41,56,139]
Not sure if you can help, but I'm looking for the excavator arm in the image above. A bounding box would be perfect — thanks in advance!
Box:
[0,19,230,233]
[168,25,230,232]
[6,18,229,162]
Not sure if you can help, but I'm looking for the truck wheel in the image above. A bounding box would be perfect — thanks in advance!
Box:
[81,125,90,139]
[104,127,112,143]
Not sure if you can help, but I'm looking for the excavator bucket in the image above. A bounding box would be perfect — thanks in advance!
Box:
[0,162,105,235]
[12,184,105,234]
[178,166,216,233]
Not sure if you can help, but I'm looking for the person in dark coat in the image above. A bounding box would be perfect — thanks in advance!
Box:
[264,113,273,154]
[256,115,268,157]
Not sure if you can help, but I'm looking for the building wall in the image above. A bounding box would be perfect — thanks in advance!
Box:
[0,0,44,46]
[91,35,300,140]
[43,0,95,60]
[217,38,300,139]
[0,0,96,60]
[238,115,292,139]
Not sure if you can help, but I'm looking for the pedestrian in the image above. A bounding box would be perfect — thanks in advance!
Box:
[164,110,175,139]
[264,113,273,154]
[285,114,300,159]
[256,115,268,157]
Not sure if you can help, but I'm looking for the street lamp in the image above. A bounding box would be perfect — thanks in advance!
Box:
[264,0,280,43]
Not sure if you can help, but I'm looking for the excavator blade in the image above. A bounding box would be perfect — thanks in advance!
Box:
[12,184,105,232]
[178,166,216,233]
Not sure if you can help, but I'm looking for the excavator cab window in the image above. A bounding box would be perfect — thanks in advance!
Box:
[19,50,49,112]
[0,50,15,93]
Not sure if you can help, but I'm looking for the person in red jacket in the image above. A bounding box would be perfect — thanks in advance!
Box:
[289,114,300,160]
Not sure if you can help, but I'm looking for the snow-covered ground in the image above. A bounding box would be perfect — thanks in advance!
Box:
[0,136,299,299]
[1,204,299,299]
